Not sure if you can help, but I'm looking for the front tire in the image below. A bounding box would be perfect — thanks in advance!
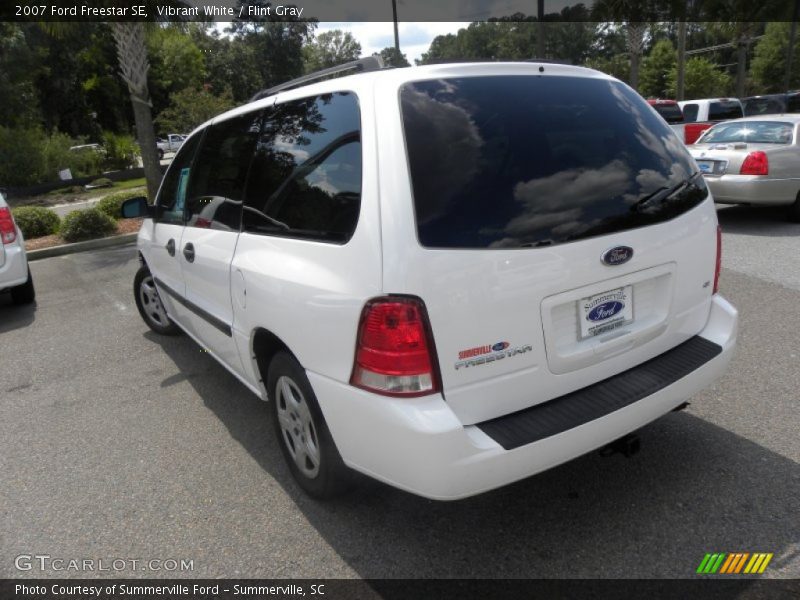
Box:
[267,352,351,499]
[133,265,179,335]
[10,268,35,305]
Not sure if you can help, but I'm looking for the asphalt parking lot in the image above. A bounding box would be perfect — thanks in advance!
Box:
[1,205,798,580]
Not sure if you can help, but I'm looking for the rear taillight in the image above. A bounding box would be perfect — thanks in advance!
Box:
[740,151,768,175]
[713,225,722,294]
[0,207,17,244]
[350,297,440,397]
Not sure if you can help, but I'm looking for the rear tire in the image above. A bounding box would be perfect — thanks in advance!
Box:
[133,265,180,335]
[267,351,351,499]
[10,268,35,305]
[788,191,800,223]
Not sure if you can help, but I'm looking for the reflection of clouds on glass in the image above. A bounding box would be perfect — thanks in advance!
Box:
[274,138,309,162]
[513,160,632,211]
[499,160,631,243]
[403,82,483,224]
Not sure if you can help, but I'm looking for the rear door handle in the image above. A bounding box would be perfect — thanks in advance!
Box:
[183,242,195,263]
[165,238,175,256]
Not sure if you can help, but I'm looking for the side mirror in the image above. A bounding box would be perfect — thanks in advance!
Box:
[121,196,155,219]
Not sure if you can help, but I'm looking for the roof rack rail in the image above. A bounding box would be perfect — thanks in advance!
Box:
[250,56,385,102]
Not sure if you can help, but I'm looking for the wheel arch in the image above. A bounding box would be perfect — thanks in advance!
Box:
[250,327,300,402]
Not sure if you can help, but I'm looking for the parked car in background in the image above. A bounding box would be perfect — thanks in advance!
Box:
[647,98,686,140]
[742,92,800,116]
[688,115,800,221]
[679,98,744,144]
[123,60,737,500]
[0,192,35,304]
[156,134,185,159]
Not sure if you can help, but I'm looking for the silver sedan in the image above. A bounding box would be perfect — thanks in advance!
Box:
[688,115,800,222]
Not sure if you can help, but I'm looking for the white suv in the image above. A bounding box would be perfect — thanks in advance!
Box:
[124,61,738,500]
[0,192,35,305]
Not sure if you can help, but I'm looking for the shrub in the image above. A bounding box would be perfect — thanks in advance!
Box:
[101,131,140,171]
[96,189,145,220]
[0,126,102,186]
[11,206,60,239]
[60,208,116,243]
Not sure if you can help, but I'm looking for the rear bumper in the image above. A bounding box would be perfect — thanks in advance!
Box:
[705,175,799,205]
[310,294,738,500]
[0,242,29,291]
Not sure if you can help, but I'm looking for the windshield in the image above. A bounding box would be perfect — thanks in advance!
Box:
[701,121,794,145]
[401,75,707,249]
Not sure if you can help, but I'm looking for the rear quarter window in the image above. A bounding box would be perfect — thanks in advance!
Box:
[682,104,699,122]
[400,75,707,249]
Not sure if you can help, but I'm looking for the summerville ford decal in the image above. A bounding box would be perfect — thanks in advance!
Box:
[455,341,532,370]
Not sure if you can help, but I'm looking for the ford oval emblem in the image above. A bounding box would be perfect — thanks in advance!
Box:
[601,246,633,266]
[587,301,625,322]
[492,341,510,352]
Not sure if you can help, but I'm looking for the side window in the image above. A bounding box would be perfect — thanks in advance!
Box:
[682,104,699,123]
[185,112,262,231]
[155,131,203,225]
[243,92,362,244]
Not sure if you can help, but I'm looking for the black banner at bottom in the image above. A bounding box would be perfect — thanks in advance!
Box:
[3,579,800,600]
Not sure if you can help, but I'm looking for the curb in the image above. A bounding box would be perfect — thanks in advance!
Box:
[27,233,138,261]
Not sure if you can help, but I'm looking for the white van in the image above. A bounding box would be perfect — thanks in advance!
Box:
[123,60,738,500]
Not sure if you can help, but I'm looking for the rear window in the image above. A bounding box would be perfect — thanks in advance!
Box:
[702,121,794,145]
[743,96,787,116]
[400,75,707,249]
[708,101,743,121]
[653,103,684,123]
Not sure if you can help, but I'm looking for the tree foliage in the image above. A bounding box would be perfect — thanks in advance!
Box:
[667,56,732,99]
[639,39,676,97]
[378,47,410,68]
[155,87,235,134]
[751,22,800,92]
[303,30,361,72]
[146,25,206,116]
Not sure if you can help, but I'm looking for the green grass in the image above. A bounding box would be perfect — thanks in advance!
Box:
[13,177,147,208]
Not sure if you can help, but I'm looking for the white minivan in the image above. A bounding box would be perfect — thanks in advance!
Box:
[124,61,738,500]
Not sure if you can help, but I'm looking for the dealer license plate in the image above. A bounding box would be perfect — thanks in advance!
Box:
[579,285,633,339]
[696,159,715,174]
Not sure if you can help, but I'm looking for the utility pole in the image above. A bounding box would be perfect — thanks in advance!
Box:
[736,35,748,98]
[677,21,686,100]
[392,0,400,53]
[537,0,545,58]
[785,0,800,91]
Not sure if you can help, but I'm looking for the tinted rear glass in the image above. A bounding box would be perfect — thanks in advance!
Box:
[709,101,743,120]
[743,96,787,116]
[653,103,684,123]
[401,75,707,249]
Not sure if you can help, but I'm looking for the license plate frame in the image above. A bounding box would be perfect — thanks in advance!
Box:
[579,285,633,339]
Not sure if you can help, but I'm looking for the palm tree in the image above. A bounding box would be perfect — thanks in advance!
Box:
[109,23,160,201]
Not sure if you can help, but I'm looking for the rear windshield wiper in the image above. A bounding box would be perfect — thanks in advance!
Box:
[631,172,702,213]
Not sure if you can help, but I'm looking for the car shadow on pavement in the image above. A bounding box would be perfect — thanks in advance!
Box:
[0,295,36,332]
[147,331,799,580]
[717,205,800,237]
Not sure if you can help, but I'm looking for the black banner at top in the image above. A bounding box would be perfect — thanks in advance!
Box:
[1,0,797,22]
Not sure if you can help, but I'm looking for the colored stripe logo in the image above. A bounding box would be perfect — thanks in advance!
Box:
[697,553,773,574]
